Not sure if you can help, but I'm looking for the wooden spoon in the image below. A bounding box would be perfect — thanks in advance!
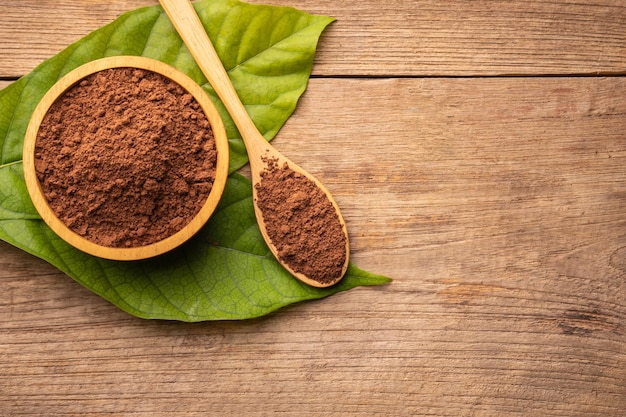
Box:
[159,0,349,287]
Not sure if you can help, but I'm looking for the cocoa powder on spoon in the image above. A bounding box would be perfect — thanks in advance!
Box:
[255,157,348,285]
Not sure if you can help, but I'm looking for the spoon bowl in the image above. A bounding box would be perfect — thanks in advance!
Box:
[23,56,230,261]
[159,0,349,287]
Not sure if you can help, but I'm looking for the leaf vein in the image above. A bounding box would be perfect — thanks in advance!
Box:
[1,82,27,165]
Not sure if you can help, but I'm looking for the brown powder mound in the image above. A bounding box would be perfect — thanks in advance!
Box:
[34,67,217,248]
[255,157,347,285]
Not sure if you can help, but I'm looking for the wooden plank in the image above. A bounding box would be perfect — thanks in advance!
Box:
[1,77,624,416]
[0,0,157,79]
[1,0,625,78]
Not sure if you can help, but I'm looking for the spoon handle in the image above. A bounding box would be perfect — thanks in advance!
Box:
[160,0,350,287]
[159,0,265,155]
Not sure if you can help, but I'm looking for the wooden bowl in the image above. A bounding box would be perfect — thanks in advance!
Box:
[23,56,229,261]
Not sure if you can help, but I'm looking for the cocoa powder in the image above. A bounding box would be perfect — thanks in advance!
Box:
[255,157,347,284]
[34,67,217,248]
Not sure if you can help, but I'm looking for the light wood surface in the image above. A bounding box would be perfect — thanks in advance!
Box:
[1,1,625,416]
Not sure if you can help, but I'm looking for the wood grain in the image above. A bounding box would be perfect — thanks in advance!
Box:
[0,0,157,78]
[0,0,624,77]
[1,0,625,416]
[2,76,625,415]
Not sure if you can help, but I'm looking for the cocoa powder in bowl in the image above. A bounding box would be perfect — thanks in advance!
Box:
[33,66,217,249]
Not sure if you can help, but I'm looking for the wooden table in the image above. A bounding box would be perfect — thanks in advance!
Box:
[1,1,625,415]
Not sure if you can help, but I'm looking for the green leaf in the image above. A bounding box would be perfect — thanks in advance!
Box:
[0,0,391,321]
[1,173,390,321]
[1,0,333,171]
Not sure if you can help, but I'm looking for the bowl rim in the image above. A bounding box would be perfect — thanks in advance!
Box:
[22,56,229,261]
